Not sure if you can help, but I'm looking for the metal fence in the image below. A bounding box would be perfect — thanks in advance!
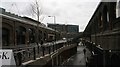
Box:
[13,39,72,66]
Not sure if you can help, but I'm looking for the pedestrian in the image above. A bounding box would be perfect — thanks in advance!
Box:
[83,48,88,67]
[40,39,43,45]
[41,40,45,56]
[86,57,88,67]
[83,48,86,55]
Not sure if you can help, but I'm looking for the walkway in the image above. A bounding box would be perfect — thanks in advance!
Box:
[63,45,92,67]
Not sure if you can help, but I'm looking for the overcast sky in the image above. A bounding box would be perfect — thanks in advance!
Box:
[1,0,101,32]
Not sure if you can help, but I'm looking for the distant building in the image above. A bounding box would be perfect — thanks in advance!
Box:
[47,23,79,38]
[67,25,79,33]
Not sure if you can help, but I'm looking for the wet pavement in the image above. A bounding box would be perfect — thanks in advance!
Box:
[63,45,92,67]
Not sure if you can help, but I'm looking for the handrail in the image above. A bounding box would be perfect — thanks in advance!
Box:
[12,39,73,66]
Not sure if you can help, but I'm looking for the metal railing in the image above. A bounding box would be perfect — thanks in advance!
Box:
[13,39,73,66]
[81,39,120,67]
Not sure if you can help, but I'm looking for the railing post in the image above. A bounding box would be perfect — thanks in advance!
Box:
[49,46,51,54]
[38,45,39,54]
[17,52,22,66]
[28,48,30,58]
[33,47,36,60]
[53,45,54,52]
[56,44,57,50]
[42,46,45,56]
[103,50,106,67]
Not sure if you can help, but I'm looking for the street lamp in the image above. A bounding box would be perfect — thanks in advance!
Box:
[48,16,57,51]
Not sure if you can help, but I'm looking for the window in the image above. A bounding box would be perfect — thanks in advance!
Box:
[16,26,26,45]
[107,12,109,22]
[38,30,42,42]
[100,15,103,28]
[2,28,9,46]
[116,0,120,18]
[28,28,35,43]
[103,6,109,30]
[98,13,103,32]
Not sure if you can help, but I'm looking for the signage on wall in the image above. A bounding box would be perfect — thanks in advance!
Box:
[0,50,16,67]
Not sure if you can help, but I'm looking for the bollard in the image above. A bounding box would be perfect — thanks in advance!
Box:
[33,47,36,60]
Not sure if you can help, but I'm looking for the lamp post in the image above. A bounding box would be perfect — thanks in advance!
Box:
[48,16,56,51]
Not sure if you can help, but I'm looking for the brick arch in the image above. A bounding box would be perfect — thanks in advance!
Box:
[2,23,13,31]
[16,26,26,45]
[2,28,10,46]
[2,23,13,46]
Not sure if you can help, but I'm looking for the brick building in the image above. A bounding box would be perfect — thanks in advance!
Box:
[47,23,79,38]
